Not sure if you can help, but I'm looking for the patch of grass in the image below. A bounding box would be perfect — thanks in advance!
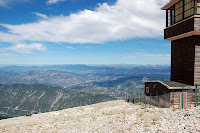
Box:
[151,116,160,125]
[79,107,85,112]
[92,116,96,121]
[0,115,11,120]
[139,112,143,117]
[117,129,125,133]
[144,124,150,128]
[102,111,115,116]
[134,102,145,106]
[152,116,160,121]
[25,113,32,116]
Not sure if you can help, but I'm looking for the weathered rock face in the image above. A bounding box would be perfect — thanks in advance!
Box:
[0,84,116,117]
[0,100,200,133]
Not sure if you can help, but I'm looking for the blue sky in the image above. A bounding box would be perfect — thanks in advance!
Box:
[0,0,170,65]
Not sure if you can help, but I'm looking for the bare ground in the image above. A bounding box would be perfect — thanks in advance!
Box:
[0,100,200,133]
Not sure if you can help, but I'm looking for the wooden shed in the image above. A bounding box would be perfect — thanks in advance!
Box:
[145,81,199,108]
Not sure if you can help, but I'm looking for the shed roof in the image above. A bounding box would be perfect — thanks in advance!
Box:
[161,81,190,87]
[146,80,199,89]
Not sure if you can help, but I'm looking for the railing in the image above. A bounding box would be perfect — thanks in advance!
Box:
[125,87,200,108]
[164,16,194,39]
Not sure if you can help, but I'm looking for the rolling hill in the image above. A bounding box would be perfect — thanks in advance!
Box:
[0,84,116,117]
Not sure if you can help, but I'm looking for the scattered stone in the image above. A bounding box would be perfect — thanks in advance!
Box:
[0,100,200,133]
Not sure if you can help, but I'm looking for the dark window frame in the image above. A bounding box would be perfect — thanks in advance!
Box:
[197,0,200,14]
[183,0,195,18]
[166,6,175,27]
[175,0,184,23]
[146,87,149,93]
[166,0,195,27]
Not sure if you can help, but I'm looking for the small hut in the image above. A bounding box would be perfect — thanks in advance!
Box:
[145,81,199,108]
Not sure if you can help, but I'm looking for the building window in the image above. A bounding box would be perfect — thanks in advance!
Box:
[166,0,195,27]
[197,0,200,14]
[167,7,175,27]
[146,87,149,93]
[175,0,183,22]
[167,10,171,27]
[184,0,194,18]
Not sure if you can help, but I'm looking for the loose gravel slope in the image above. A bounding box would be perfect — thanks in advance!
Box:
[0,100,200,133]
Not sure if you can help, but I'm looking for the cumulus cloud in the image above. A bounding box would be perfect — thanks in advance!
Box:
[46,0,65,4]
[33,12,48,19]
[6,43,46,53]
[0,0,169,44]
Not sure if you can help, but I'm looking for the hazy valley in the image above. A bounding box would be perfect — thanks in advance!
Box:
[0,64,170,118]
[0,84,115,118]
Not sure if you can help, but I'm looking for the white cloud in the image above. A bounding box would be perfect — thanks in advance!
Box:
[0,0,29,7]
[0,0,169,44]
[6,43,46,53]
[119,52,170,60]
[64,46,75,49]
[0,49,6,52]
[0,0,7,6]
[135,52,171,60]
[33,12,48,19]
[0,53,14,56]
[46,0,65,4]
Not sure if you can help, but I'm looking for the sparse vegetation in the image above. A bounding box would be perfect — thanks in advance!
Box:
[25,113,32,116]
[0,115,11,120]
[152,116,160,123]
[139,112,143,117]
[144,109,149,112]
[0,100,200,132]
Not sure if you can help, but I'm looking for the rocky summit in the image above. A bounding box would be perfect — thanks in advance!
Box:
[0,100,200,133]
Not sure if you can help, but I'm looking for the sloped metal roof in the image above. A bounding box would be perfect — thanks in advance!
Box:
[146,80,199,89]
[162,81,191,87]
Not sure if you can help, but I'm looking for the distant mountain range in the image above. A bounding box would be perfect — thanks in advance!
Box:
[0,70,125,88]
[0,64,170,74]
[0,64,170,117]
[0,84,116,117]
[0,64,170,88]
[67,74,170,98]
